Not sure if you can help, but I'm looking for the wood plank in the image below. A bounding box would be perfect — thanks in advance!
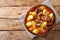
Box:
[0,7,29,18]
[52,23,60,31]
[46,31,60,40]
[0,31,31,40]
[0,31,59,40]
[50,0,60,6]
[0,7,29,30]
[0,0,43,7]
[0,0,59,7]
[55,7,60,16]
[0,19,25,30]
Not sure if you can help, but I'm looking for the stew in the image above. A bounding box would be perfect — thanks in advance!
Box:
[25,5,55,35]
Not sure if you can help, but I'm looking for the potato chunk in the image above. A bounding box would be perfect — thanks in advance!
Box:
[38,28,46,33]
[33,29,39,34]
[49,13,54,20]
[29,27,34,31]
[49,13,53,18]
[41,22,47,28]
[37,15,40,19]
[30,12,36,16]
[26,21,32,26]
[32,21,36,28]
[40,6,45,10]
[43,9,47,15]
[27,15,33,21]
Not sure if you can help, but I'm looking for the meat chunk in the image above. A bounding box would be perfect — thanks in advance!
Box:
[35,9,41,14]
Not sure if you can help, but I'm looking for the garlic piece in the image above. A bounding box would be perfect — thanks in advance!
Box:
[27,15,33,21]
[26,21,32,26]
[33,29,39,34]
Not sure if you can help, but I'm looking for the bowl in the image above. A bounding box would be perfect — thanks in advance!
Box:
[24,4,56,36]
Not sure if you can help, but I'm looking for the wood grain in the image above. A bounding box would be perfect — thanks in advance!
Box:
[50,0,60,7]
[46,31,60,40]
[0,31,59,40]
[0,0,59,7]
[0,7,29,30]
[0,0,43,7]
[0,19,25,30]
[55,7,60,16]
[0,7,29,18]
[0,31,31,40]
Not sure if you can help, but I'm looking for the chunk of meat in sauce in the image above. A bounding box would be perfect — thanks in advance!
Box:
[34,17,42,27]
[35,9,41,14]
[41,15,51,22]
[41,16,46,21]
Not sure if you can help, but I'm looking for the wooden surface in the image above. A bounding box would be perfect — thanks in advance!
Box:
[0,0,60,40]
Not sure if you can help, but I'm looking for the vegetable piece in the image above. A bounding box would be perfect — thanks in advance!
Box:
[29,27,35,31]
[40,6,45,10]
[37,15,40,19]
[43,9,50,16]
[41,22,47,28]
[26,21,32,26]
[27,15,33,21]
[30,12,36,16]
[32,29,39,34]
[49,13,53,18]
[43,9,47,15]
[32,21,36,28]
[29,21,36,31]
[38,28,46,33]
[49,13,54,20]
[29,27,34,31]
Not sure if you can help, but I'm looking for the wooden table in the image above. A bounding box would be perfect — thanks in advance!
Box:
[0,0,60,40]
